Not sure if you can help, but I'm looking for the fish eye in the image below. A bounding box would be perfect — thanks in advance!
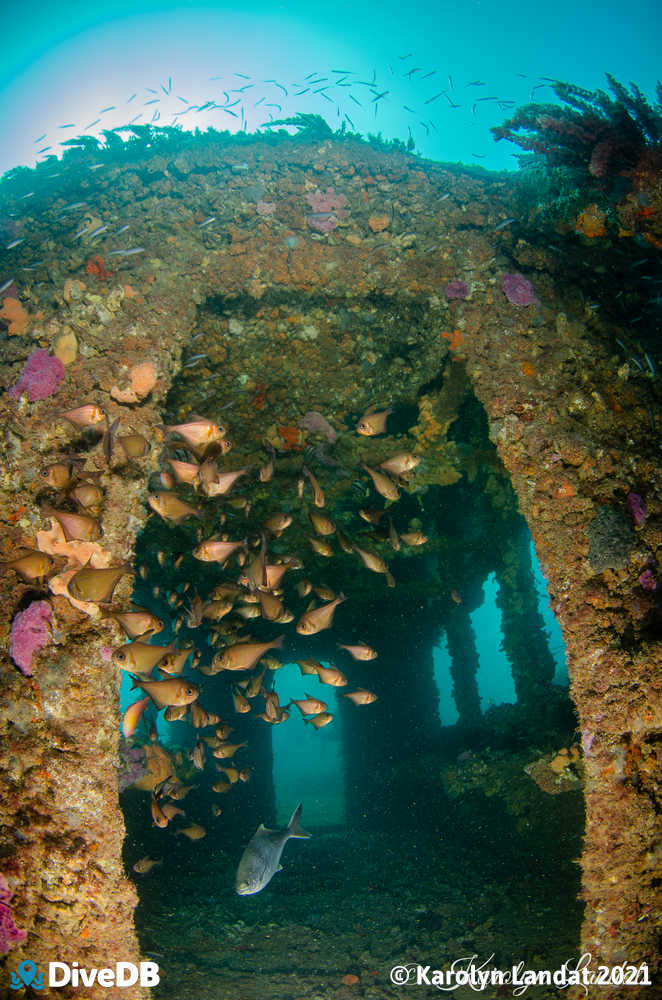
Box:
[116,650,126,662]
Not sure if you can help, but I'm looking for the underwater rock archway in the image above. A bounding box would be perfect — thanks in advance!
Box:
[0,133,660,997]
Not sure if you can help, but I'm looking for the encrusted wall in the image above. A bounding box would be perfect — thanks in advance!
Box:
[0,135,660,996]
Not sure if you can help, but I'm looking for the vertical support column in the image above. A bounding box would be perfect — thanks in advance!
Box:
[341,609,441,829]
[0,627,148,1000]
[494,520,556,712]
[443,604,483,726]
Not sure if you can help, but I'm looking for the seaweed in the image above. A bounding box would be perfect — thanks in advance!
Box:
[261,113,334,139]
[492,74,662,179]
[60,136,102,151]
[365,131,414,154]
[0,112,423,199]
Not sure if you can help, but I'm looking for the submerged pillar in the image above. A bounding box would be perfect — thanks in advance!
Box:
[0,273,196,996]
[341,598,441,830]
[494,519,557,714]
[443,603,483,727]
[465,310,662,993]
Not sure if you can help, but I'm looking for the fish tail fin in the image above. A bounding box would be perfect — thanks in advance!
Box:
[129,674,143,691]
[273,634,285,650]
[287,802,311,839]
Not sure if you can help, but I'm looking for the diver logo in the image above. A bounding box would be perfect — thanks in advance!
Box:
[10,959,44,990]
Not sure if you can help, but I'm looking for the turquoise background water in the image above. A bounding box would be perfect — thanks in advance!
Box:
[270,541,567,826]
[1,0,658,176]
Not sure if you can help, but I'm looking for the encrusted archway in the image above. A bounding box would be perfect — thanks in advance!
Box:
[1,133,660,997]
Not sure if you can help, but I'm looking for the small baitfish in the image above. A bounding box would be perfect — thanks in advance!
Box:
[235,803,310,896]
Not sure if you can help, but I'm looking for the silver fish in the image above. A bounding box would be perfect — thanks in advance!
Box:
[235,803,310,895]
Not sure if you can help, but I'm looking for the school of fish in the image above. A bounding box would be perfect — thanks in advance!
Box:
[7,398,425,871]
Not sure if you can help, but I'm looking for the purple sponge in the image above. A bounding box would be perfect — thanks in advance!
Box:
[502,272,539,307]
[8,348,65,402]
[0,875,26,954]
[9,600,52,675]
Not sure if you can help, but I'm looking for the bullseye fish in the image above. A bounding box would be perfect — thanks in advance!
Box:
[43,505,101,542]
[263,512,292,536]
[148,492,200,523]
[161,418,226,449]
[158,647,194,675]
[60,404,105,429]
[356,405,392,436]
[194,538,245,563]
[343,688,378,705]
[296,594,345,635]
[40,461,77,489]
[352,544,393,584]
[212,636,284,672]
[308,510,335,535]
[168,458,200,486]
[131,676,200,709]
[296,658,322,676]
[69,481,103,513]
[308,537,333,557]
[132,857,161,874]
[113,639,176,674]
[337,642,378,661]
[202,467,250,497]
[105,607,165,638]
[68,563,132,603]
[315,664,347,687]
[122,696,151,737]
[302,465,325,507]
[361,464,400,501]
[235,803,311,896]
[118,433,150,460]
[176,824,206,840]
[304,711,334,728]
[289,694,328,716]
[400,531,428,545]
[5,550,56,583]
[377,452,420,476]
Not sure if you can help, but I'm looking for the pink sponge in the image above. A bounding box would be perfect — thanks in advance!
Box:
[0,875,26,954]
[8,348,65,402]
[9,600,52,675]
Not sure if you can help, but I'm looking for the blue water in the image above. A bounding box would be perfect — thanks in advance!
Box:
[1,0,658,177]
[271,666,346,826]
[435,542,568,727]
